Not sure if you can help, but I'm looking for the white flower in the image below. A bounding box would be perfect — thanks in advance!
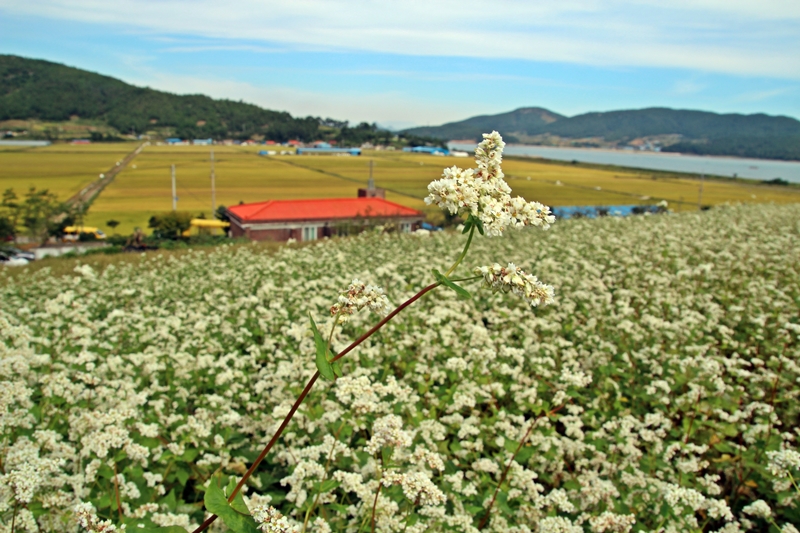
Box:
[767,448,800,477]
[330,279,391,323]
[252,504,299,533]
[474,262,555,307]
[74,502,118,532]
[382,470,446,506]
[742,499,772,518]
[424,131,554,237]
[589,511,636,533]
[365,414,412,454]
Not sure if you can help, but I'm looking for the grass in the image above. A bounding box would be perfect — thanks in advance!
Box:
[4,143,800,236]
[0,142,138,201]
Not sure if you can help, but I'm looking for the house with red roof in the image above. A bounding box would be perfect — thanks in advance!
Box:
[226,189,424,242]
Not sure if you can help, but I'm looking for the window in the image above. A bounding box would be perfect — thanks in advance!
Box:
[302,226,317,241]
[400,222,412,233]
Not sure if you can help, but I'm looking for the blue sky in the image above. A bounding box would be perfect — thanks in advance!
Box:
[1,1,799,129]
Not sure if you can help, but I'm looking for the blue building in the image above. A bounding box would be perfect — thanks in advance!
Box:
[296,147,362,156]
[403,146,449,156]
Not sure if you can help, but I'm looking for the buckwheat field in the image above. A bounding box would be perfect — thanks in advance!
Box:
[2,137,799,533]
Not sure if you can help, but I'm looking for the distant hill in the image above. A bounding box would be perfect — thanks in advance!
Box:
[407,107,564,143]
[403,107,800,161]
[0,55,448,149]
[0,55,324,141]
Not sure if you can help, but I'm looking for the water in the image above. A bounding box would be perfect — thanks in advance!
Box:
[553,205,662,219]
[448,143,800,184]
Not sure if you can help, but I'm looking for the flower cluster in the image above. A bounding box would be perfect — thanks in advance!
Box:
[425,131,555,236]
[329,278,391,323]
[475,262,555,307]
[73,502,118,532]
[251,504,298,533]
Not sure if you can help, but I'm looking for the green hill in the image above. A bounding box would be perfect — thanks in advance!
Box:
[406,107,564,143]
[0,55,324,141]
[404,107,800,160]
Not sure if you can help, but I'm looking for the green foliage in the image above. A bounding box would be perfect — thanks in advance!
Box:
[431,269,471,299]
[662,135,800,161]
[147,211,193,239]
[1,186,75,242]
[204,475,259,533]
[0,55,320,142]
[309,313,340,380]
[0,55,452,148]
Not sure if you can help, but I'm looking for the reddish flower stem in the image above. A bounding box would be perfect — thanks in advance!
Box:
[478,404,565,530]
[192,282,440,533]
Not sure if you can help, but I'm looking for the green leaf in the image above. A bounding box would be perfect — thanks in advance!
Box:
[163,489,177,512]
[176,468,190,486]
[462,217,473,234]
[204,474,259,533]
[432,269,472,300]
[315,479,340,493]
[474,216,485,235]
[503,439,520,454]
[332,360,343,378]
[516,446,535,464]
[309,313,336,381]
[226,478,251,515]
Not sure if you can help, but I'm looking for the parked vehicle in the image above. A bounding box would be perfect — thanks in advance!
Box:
[0,250,29,266]
[62,226,107,241]
[0,246,35,261]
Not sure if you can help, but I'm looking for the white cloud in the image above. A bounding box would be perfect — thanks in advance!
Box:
[673,80,707,95]
[734,87,796,102]
[1,0,799,78]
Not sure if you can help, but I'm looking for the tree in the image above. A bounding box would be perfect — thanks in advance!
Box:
[0,217,14,241]
[19,187,64,243]
[106,219,120,232]
[215,205,230,224]
[148,211,193,239]
[0,188,18,241]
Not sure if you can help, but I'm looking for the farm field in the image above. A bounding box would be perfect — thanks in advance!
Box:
[87,146,800,235]
[3,142,800,236]
[0,142,137,201]
[1,203,799,532]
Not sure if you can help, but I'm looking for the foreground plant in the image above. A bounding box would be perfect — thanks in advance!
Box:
[71,132,556,533]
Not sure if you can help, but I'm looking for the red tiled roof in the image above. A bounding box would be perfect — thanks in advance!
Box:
[228,197,423,223]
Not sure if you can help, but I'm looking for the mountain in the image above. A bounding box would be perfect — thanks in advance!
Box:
[403,107,800,161]
[406,107,564,142]
[0,55,325,141]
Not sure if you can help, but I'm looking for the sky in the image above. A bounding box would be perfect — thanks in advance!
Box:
[1,1,799,130]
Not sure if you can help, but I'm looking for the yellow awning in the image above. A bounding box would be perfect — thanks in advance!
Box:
[189,219,230,228]
[63,226,100,233]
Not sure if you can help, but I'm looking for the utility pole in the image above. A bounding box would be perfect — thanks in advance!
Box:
[210,149,216,215]
[698,173,704,210]
[368,159,374,191]
[171,164,177,211]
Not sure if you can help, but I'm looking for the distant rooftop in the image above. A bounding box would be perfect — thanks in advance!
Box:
[228,197,422,222]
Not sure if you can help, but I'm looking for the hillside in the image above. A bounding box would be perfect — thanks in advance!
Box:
[0,55,444,147]
[0,55,326,141]
[404,107,800,160]
[406,107,564,143]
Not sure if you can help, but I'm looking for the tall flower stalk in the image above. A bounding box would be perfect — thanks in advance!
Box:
[75,132,556,533]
